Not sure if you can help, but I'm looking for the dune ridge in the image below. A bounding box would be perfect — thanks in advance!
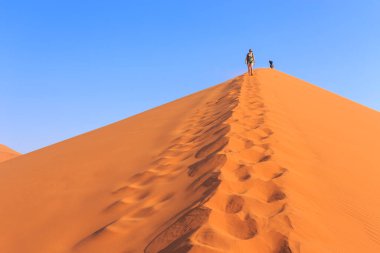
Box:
[72,73,296,252]
[0,144,20,163]
[186,74,295,252]
[0,69,380,253]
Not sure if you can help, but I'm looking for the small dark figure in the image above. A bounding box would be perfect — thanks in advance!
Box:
[269,60,274,69]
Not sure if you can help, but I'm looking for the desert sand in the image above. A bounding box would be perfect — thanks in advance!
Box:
[0,144,20,163]
[0,69,379,253]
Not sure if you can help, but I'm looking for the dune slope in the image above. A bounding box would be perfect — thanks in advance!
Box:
[0,144,20,163]
[0,69,379,253]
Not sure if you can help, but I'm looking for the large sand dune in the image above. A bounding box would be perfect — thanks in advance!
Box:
[0,144,19,163]
[0,69,379,252]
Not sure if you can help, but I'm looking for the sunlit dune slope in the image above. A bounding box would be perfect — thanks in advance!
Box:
[0,144,20,163]
[0,69,379,253]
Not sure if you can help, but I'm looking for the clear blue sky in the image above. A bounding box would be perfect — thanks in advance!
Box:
[1,0,379,153]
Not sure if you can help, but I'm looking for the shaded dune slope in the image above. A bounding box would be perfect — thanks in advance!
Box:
[0,69,380,253]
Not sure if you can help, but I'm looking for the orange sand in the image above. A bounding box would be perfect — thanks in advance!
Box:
[0,69,379,253]
[0,144,19,163]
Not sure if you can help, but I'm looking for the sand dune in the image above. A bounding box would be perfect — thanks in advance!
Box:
[0,144,20,163]
[0,69,379,252]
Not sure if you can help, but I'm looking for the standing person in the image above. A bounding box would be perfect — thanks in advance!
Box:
[245,49,255,76]
[269,60,274,69]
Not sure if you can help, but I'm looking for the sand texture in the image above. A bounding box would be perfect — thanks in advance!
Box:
[0,69,379,252]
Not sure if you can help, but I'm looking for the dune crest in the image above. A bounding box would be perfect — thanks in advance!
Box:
[0,69,380,253]
[0,144,20,163]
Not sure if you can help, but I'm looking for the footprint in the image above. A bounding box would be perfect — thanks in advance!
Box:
[212,124,231,137]
[188,154,227,177]
[244,179,282,202]
[253,161,286,181]
[277,238,292,253]
[129,171,158,186]
[254,128,272,139]
[181,128,203,136]
[225,214,257,240]
[73,220,117,248]
[160,192,175,203]
[200,111,233,128]
[225,195,245,213]
[194,227,230,250]
[237,146,267,164]
[200,172,221,189]
[132,206,155,218]
[259,155,271,162]
[268,189,286,203]
[272,168,287,179]
[234,164,252,181]
[245,139,254,148]
[102,200,125,213]
[137,189,151,200]
[225,137,250,153]
[111,185,139,195]
[203,123,230,137]
[187,170,221,196]
[269,204,287,218]
[195,136,229,159]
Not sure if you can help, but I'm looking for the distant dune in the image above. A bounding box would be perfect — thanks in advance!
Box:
[0,144,19,163]
[0,69,379,253]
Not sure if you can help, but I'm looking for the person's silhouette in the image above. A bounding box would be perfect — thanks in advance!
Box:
[245,49,255,76]
[269,60,274,69]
